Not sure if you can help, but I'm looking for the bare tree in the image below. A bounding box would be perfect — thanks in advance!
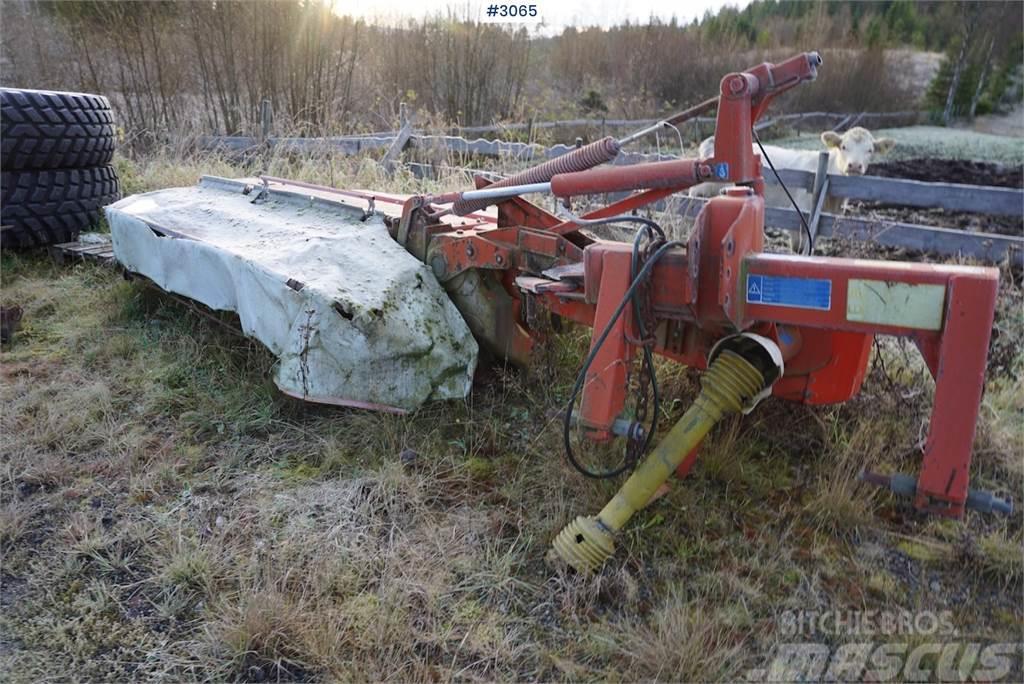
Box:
[943,2,981,125]
[969,35,997,119]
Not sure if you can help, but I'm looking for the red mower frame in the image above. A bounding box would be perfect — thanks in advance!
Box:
[390,51,1007,519]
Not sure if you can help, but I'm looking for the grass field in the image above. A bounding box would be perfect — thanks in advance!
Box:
[2,150,1022,682]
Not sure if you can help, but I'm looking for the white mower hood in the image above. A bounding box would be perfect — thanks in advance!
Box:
[107,176,477,412]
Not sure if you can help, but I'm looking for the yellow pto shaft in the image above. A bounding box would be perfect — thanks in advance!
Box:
[551,345,774,573]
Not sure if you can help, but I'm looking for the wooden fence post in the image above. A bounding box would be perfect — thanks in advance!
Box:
[382,102,413,175]
[259,99,273,143]
[803,151,831,252]
[790,150,829,253]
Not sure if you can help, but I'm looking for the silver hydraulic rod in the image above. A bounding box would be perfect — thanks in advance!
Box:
[458,181,552,202]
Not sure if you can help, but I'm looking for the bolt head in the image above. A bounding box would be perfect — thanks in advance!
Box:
[430,255,446,277]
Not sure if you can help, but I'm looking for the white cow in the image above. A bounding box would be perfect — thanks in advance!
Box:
[690,127,896,213]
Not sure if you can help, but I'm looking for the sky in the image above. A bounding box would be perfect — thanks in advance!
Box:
[330,0,753,33]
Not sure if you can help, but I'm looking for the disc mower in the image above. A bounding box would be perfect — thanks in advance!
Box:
[108,51,1012,574]
[384,51,1011,572]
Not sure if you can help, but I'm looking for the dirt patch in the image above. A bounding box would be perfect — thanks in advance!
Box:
[845,202,1023,237]
[846,158,1024,237]
[870,158,1023,188]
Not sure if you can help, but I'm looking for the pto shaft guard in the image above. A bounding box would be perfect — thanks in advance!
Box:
[550,334,783,573]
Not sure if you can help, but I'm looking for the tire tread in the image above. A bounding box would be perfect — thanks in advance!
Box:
[1,87,116,170]
[1,166,121,248]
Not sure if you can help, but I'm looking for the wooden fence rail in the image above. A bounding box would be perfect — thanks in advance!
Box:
[760,167,1022,217]
[450,109,923,135]
[644,192,1021,266]
[199,110,924,158]
[203,109,921,145]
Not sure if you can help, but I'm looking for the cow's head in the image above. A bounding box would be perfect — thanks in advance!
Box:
[821,127,895,175]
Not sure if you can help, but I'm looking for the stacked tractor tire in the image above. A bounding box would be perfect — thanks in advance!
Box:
[1,87,121,249]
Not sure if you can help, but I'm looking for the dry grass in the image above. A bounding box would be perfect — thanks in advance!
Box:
[803,420,886,537]
[1,149,1022,682]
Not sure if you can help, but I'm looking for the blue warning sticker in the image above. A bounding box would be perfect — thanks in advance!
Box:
[746,274,832,311]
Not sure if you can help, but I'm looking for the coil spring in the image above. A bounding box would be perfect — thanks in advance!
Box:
[451,136,621,216]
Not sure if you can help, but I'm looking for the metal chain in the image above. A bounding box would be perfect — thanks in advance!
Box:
[625,236,661,467]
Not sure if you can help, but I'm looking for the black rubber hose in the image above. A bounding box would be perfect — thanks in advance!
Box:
[560,219,679,480]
